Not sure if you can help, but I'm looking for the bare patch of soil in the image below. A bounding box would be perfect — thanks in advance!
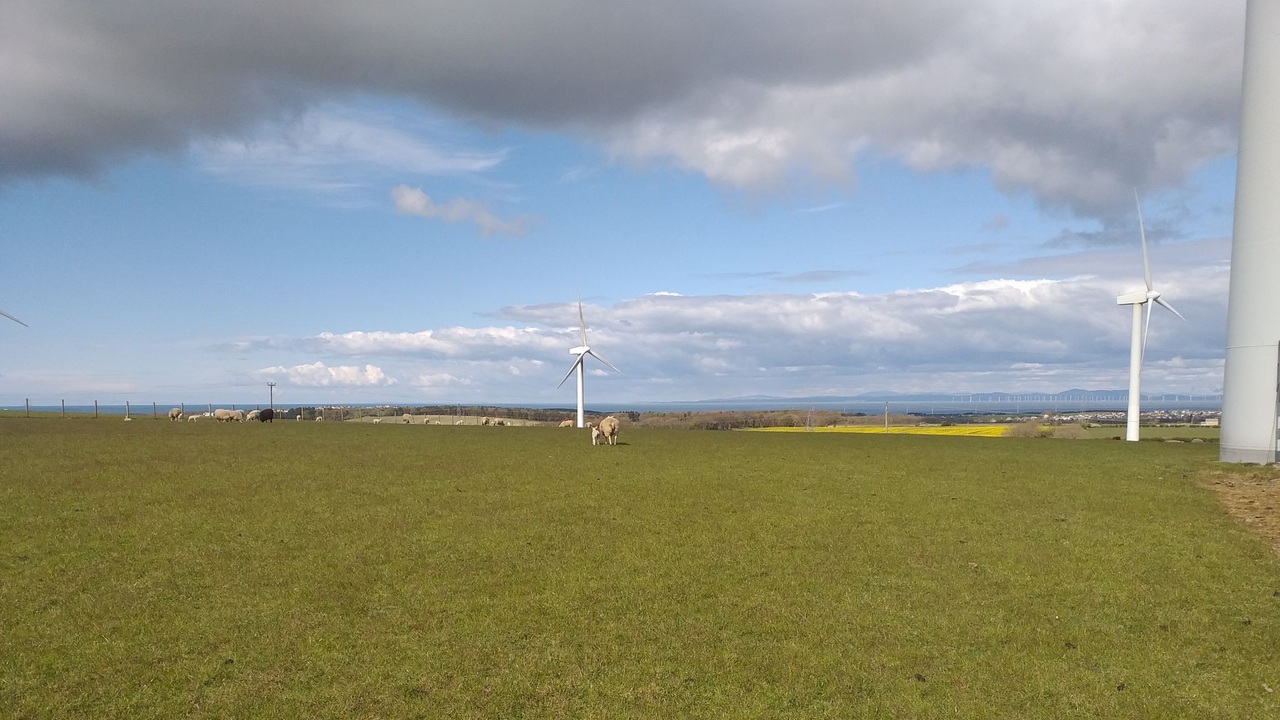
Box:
[1197,465,1280,556]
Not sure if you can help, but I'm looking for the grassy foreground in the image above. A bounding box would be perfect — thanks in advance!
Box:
[1,419,1276,718]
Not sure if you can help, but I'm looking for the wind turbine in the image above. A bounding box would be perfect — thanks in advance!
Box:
[557,297,621,428]
[0,308,27,327]
[1116,191,1184,442]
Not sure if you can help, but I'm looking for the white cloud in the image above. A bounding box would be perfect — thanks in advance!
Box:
[195,107,505,194]
[1,1,1245,216]
[391,184,529,235]
[256,362,396,387]
[229,250,1227,403]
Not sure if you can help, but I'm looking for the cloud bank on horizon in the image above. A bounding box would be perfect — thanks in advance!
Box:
[0,0,1244,405]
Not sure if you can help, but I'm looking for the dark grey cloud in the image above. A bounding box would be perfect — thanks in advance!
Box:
[1,0,1244,217]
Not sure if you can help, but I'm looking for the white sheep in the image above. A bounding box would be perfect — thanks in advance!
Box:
[558,419,575,428]
[213,408,235,422]
[187,414,202,422]
[596,416,620,446]
[590,423,603,445]
[373,418,382,424]
[244,409,261,422]
[168,407,184,421]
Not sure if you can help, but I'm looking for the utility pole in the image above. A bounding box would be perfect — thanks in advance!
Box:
[267,382,276,411]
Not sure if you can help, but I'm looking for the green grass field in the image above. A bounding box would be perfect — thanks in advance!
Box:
[1,419,1276,718]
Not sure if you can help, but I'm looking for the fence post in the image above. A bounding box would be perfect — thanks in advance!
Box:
[126,401,131,418]
[94,400,99,418]
[25,398,29,417]
[152,402,157,419]
[62,399,65,418]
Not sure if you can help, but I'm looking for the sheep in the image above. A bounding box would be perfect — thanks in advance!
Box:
[482,417,491,426]
[403,413,412,424]
[213,408,235,423]
[230,409,245,422]
[596,415,620,445]
[258,408,274,423]
[590,423,603,445]
[168,407,184,421]
[372,418,382,424]
[315,416,324,422]
[558,419,574,428]
[187,414,202,422]
[244,409,261,422]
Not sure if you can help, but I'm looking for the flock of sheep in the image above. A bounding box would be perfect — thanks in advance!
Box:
[169,408,274,423]
[166,406,622,444]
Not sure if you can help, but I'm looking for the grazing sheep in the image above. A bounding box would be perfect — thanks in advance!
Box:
[373,418,382,424]
[187,414,202,422]
[482,417,491,426]
[296,414,302,421]
[455,420,464,425]
[259,408,274,423]
[597,415,620,445]
[213,408,235,422]
[315,416,324,422]
[403,413,412,424]
[230,410,245,422]
[558,419,574,428]
[433,420,442,425]
[244,409,261,422]
[168,407,183,421]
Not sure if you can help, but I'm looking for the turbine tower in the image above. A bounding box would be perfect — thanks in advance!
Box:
[557,297,620,428]
[1221,0,1280,463]
[1,308,27,327]
[1116,192,1183,442]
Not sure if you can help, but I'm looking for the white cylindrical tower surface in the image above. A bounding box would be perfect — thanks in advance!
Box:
[1222,0,1280,463]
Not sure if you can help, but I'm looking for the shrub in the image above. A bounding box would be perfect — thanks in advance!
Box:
[1003,421,1046,438]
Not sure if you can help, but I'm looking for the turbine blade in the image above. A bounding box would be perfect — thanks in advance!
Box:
[0,308,27,327]
[587,349,622,375]
[556,357,583,389]
[1141,301,1152,361]
[577,295,587,346]
[1154,295,1186,322]
[1134,189,1153,292]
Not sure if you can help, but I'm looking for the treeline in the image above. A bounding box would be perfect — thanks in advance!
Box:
[292,404,938,430]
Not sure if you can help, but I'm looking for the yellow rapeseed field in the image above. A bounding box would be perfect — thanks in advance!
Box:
[750,425,1011,437]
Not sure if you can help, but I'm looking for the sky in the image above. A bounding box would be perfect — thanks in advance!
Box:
[0,0,1246,409]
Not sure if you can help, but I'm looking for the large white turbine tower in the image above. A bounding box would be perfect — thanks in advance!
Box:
[1221,0,1280,463]
[1116,192,1184,442]
[1,308,27,327]
[557,298,620,428]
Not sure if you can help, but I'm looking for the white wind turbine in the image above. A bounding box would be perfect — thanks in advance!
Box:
[557,297,621,428]
[1,308,27,327]
[1116,191,1184,442]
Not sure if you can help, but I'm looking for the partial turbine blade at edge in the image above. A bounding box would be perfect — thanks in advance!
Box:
[0,308,28,327]
[556,356,584,389]
[1154,296,1186,322]
[586,349,622,375]
[577,296,588,346]
[1135,189,1152,292]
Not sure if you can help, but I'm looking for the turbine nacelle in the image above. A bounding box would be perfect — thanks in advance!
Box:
[568,345,589,355]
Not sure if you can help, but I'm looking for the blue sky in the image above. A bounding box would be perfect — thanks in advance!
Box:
[0,1,1243,408]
